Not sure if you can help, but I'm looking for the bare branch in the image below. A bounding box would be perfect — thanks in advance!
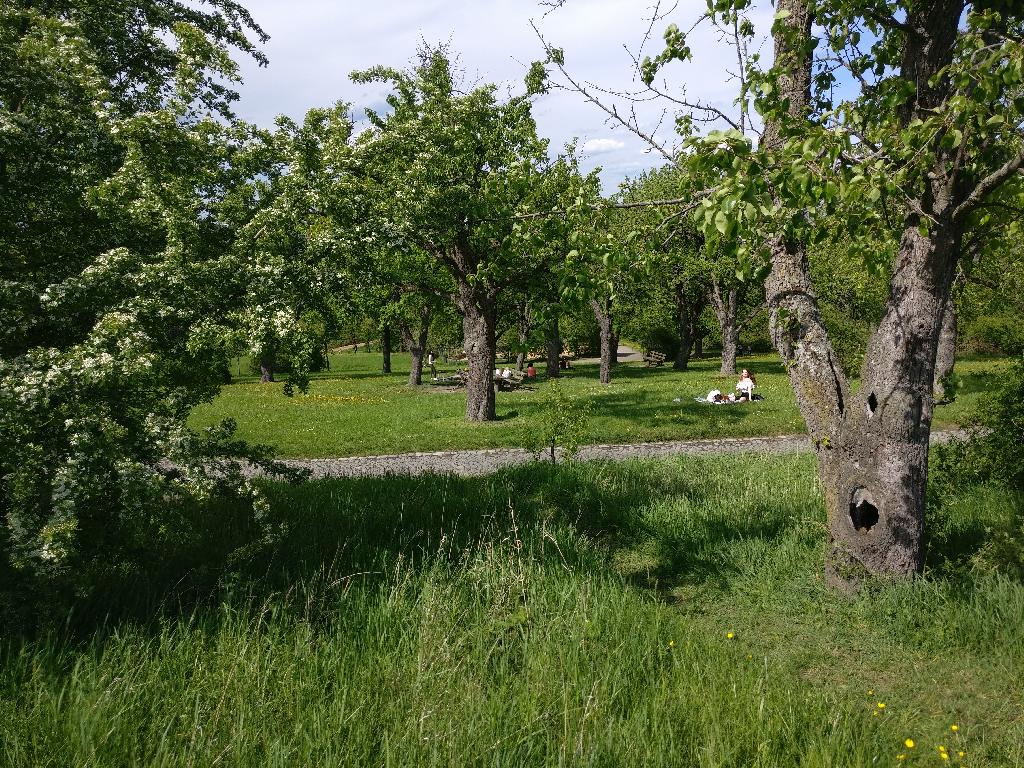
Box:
[532,20,676,163]
[953,150,1024,222]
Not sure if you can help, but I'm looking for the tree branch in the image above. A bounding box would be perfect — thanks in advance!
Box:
[953,150,1024,222]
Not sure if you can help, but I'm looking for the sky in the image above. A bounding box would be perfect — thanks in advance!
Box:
[231,1,778,192]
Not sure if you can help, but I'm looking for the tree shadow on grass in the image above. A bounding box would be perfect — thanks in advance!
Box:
[27,445,1018,645]
[53,455,814,641]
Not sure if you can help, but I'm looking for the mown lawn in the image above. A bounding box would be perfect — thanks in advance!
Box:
[188,352,1008,457]
[1,453,1021,766]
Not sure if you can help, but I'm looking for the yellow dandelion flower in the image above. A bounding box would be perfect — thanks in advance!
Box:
[872,710,879,717]
[726,632,734,639]
[950,724,959,732]
[958,751,965,758]
[940,753,949,761]
[868,689,875,695]
[939,745,947,752]
[904,739,915,749]
[877,702,886,709]
[668,640,675,648]
[896,755,906,761]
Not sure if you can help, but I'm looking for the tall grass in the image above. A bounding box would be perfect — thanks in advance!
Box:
[2,455,1022,766]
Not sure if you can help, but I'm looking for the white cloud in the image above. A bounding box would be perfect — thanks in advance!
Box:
[581,138,625,154]
[231,1,778,191]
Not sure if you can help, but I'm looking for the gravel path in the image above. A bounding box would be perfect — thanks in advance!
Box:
[264,429,968,480]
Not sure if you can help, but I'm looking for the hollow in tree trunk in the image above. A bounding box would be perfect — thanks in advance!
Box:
[710,278,739,375]
[546,315,561,378]
[933,297,957,401]
[381,325,392,373]
[591,296,617,385]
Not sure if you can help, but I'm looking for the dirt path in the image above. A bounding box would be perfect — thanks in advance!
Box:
[264,429,968,480]
[576,344,643,366]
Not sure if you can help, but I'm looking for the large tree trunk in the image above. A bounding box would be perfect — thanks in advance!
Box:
[259,348,275,383]
[546,315,561,378]
[401,308,432,387]
[819,223,960,587]
[460,296,497,422]
[381,325,392,373]
[673,283,704,371]
[591,296,617,385]
[710,278,739,375]
[761,0,963,590]
[933,297,957,401]
[694,333,704,359]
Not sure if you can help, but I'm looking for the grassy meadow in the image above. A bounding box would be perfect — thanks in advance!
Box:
[188,352,1005,457]
[2,453,1022,766]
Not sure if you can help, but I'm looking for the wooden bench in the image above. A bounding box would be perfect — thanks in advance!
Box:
[495,369,527,391]
[643,350,667,367]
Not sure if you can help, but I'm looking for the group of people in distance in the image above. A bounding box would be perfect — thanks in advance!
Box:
[706,369,759,404]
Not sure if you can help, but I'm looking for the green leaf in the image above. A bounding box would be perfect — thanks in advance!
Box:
[714,210,729,236]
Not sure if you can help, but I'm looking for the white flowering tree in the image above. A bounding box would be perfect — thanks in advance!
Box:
[0,3,298,619]
[227,104,363,392]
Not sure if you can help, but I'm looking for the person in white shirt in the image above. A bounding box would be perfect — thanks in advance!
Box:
[736,369,756,400]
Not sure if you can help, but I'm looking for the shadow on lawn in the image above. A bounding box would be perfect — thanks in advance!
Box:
[44,444,1019,642]
[63,458,799,637]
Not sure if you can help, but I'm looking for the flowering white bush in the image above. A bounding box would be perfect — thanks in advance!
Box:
[0,4,302,624]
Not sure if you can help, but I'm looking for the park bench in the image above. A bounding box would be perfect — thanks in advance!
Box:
[643,350,667,367]
[495,369,527,391]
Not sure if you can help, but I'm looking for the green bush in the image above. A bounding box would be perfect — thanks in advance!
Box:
[931,356,1024,493]
[965,313,1024,355]
[929,356,1024,578]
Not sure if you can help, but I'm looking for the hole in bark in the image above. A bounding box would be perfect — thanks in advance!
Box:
[849,487,879,534]
[867,391,878,417]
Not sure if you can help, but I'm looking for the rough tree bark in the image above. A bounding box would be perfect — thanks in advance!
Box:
[401,307,432,386]
[546,315,561,378]
[460,295,497,421]
[381,325,392,373]
[762,0,965,590]
[933,297,957,401]
[591,296,618,385]
[710,277,739,375]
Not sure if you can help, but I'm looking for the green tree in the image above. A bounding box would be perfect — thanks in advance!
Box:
[352,49,590,419]
[541,0,1024,587]
[0,4,289,618]
[230,104,361,392]
[688,0,1024,587]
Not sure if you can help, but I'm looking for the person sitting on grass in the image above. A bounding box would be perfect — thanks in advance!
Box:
[736,368,757,401]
